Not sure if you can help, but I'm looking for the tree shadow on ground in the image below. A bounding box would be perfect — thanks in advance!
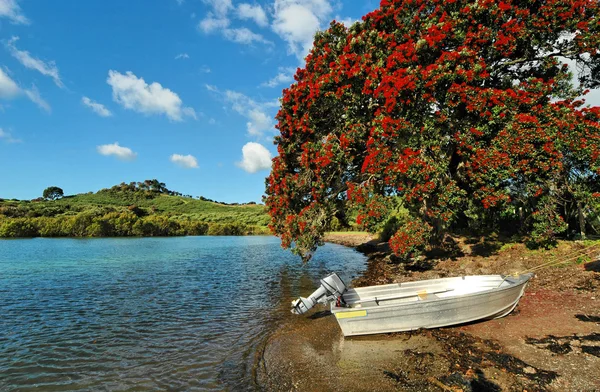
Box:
[464,235,506,257]
[356,240,390,254]
[425,236,465,261]
[575,314,600,323]
[404,259,438,272]
[584,260,600,272]
[386,237,466,272]
[388,253,439,272]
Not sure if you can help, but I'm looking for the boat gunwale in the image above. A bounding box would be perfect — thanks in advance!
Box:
[347,274,522,292]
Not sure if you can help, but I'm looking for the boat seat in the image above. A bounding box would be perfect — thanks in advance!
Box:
[350,288,453,305]
[417,292,439,301]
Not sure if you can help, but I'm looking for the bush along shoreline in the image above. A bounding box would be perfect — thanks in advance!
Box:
[0,213,270,238]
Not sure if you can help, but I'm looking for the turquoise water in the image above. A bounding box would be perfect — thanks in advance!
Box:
[0,236,367,391]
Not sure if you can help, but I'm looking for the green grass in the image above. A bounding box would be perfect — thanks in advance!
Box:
[575,255,592,265]
[0,190,270,227]
[498,243,519,252]
[582,239,600,247]
[52,193,270,225]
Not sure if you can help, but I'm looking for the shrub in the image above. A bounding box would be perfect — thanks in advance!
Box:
[207,223,248,236]
[0,218,39,238]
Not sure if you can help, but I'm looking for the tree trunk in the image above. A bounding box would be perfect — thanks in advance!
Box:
[424,198,444,244]
[519,206,524,229]
[577,201,586,240]
[334,199,351,228]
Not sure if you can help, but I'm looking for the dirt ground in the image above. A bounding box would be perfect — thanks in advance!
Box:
[256,234,600,391]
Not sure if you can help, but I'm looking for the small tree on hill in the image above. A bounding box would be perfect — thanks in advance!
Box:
[43,186,64,201]
[265,0,600,261]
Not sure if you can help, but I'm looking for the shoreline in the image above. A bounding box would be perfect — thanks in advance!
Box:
[256,234,600,391]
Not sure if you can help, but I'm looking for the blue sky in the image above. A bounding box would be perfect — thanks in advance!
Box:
[0,0,375,203]
[2,1,598,204]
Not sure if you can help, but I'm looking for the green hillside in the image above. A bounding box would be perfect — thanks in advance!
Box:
[0,181,270,238]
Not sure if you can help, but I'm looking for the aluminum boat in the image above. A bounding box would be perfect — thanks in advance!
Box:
[292,273,533,336]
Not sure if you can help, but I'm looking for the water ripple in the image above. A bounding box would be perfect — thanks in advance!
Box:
[0,237,366,390]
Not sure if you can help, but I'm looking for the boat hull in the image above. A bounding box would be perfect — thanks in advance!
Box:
[331,274,532,337]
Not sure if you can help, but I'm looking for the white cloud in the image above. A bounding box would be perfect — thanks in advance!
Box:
[23,85,51,112]
[237,142,272,173]
[223,27,271,45]
[82,96,112,117]
[0,68,50,112]
[335,15,357,28]
[107,70,196,121]
[198,0,232,32]
[170,153,199,169]
[0,128,21,143]
[198,14,230,33]
[224,90,249,112]
[225,88,275,136]
[262,67,295,87]
[200,65,211,73]
[202,0,233,17]
[206,85,276,137]
[182,107,197,118]
[198,0,270,46]
[199,17,269,45]
[0,0,29,24]
[97,142,137,161]
[175,53,190,60]
[263,98,283,109]
[247,109,273,136]
[237,3,268,27]
[0,67,20,98]
[6,36,64,88]
[272,0,334,59]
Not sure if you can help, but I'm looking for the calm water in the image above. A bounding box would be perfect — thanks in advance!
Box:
[0,236,367,391]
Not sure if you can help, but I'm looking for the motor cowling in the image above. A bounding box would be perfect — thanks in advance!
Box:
[291,273,347,315]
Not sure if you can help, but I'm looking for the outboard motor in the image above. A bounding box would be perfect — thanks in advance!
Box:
[291,273,347,315]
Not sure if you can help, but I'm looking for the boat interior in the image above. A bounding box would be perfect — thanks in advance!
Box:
[339,275,524,309]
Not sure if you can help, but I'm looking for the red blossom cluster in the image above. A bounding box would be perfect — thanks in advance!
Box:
[389,219,433,258]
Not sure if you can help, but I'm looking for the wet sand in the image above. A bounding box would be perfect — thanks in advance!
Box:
[256,234,600,391]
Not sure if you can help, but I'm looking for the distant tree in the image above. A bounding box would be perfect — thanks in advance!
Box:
[43,186,64,201]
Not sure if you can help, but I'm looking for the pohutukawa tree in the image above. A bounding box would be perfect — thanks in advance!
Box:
[265,0,600,261]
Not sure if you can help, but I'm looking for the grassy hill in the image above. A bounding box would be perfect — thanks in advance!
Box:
[0,182,270,238]
[55,192,269,225]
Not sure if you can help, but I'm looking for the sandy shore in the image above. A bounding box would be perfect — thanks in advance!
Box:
[256,234,600,391]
